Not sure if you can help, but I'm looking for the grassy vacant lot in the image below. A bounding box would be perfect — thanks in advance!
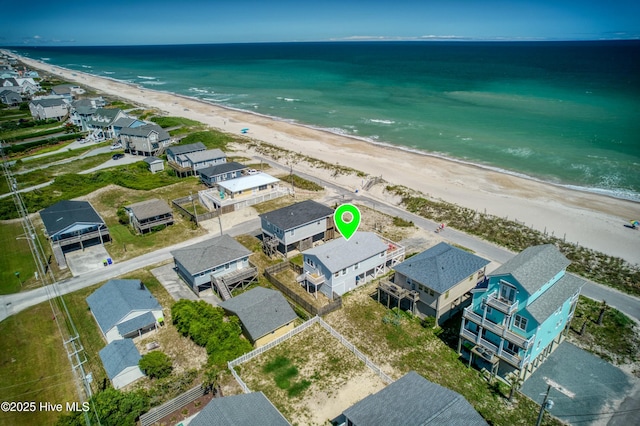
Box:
[322,283,556,426]
[0,221,39,294]
[0,302,78,426]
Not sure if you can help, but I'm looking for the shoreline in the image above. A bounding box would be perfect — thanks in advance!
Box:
[8,51,640,265]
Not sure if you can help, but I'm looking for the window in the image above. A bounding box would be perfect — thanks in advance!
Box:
[258,184,267,191]
[334,272,339,278]
[225,263,231,270]
[513,315,528,331]
[485,306,493,315]
[504,341,518,354]
[341,268,347,276]
[354,262,360,270]
[500,282,517,302]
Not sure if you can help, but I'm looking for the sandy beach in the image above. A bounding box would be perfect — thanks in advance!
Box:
[11,52,640,265]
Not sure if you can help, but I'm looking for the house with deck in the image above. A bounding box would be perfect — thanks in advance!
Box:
[119,123,171,156]
[125,199,173,234]
[199,172,289,213]
[85,107,127,140]
[189,392,291,426]
[39,200,110,266]
[171,234,257,299]
[260,199,335,257]
[86,279,164,344]
[341,371,487,426]
[219,287,297,347]
[99,339,145,389]
[199,161,247,186]
[166,142,207,176]
[169,148,226,175]
[298,232,404,299]
[457,244,584,381]
[28,97,69,121]
[384,242,490,323]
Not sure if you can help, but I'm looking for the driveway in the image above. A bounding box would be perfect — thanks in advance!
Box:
[151,263,221,306]
[520,342,639,425]
[64,244,114,276]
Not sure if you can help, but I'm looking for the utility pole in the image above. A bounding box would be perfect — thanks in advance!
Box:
[535,385,552,426]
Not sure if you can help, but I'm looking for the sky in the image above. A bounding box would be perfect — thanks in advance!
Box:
[2,0,639,46]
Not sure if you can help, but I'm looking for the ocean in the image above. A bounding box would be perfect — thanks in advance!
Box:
[11,41,640,201]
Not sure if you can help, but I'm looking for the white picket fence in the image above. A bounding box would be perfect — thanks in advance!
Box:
[228,316,393,394]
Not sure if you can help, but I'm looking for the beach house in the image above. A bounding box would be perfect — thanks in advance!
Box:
[457,244,584,381]
[119,123,171,156]
[124,198,173,234]
[189,392,291,426]
[199,161,247,186]
[86,279,164,344]
[199,172,289,213]
[219,287,297,347]
[39,200,110,265]
[341,371,487,426]
[166,142,207,176]
[298,232,404,299]
[385,242,490,324]
[85,107,128,140]
[259,199,335,257]
[0,89,22,106]
[171,234,257,299]
[28,97,69,121]
[99,339,145,389]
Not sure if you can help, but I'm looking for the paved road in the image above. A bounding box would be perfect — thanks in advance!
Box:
[1,157,638,324]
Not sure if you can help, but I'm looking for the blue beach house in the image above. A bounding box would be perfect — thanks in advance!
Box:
[457,244,584,381]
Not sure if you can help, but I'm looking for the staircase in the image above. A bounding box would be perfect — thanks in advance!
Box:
[212,277,232,301]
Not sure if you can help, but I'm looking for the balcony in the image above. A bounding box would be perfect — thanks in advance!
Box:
[485,290,518,314]
[462,307,533,349]
[297,271,325,286]
[460,328,528,368]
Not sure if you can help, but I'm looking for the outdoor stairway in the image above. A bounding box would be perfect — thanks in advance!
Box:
[213,277,232,301]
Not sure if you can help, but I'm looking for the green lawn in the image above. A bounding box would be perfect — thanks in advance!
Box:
[0,221,39,294]
[0,122,64,140]
[0,303,78,426]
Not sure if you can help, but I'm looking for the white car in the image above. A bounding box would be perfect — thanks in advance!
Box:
[110,143,123,150]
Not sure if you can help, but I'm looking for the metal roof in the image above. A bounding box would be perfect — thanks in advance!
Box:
[343,371,487,426]
[303,232,388,273]
[86,279,162,335]
[189,392,291,426]
[217,173,280,193]
[126,198,172,221]
[39,200,105,236]
[259,199,334,231]
[99,339,142,380]
[488,244,570,295]
[170,234,252,275]
[393,242,489,294]
[219,287,297,342]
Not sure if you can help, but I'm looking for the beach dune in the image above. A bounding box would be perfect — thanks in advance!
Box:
[10,52,640,265]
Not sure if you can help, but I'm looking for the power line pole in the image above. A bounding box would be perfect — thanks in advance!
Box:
[1,145,94,425]
[535,385,551,426]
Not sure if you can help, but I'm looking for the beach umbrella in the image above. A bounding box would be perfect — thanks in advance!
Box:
[632,220,639,227]
[241,128,249,134]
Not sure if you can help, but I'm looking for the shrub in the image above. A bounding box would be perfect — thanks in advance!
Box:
[139,351,173,379]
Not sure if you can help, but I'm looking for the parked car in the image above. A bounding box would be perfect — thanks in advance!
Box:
[112,153,125,160]
[110,143,123,150]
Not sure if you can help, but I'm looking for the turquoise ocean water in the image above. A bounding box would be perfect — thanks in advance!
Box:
[11,41,640,201]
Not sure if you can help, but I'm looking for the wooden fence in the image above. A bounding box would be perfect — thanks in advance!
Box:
[171,196,217,223]
[139,384,204,426]
[228,316,392,395]
[264,262,342,317]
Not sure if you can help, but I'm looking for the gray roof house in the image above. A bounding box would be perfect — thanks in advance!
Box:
[342,371,487,426]
[173,148,227,175]
[85,107,127,140]
[86,279,164,343]
[99,339,145,390]
[190,392,291,426]
[28,97,69,120]
[199,161,247,187]
[260,199,335,257]
[390,242,490,323]
[219,287,297,347]
[125,198,173,234]
[171,234,257,299]
[300,232,404,299]
[459,244,585,382]
[0,89,22,105]
[39,200,110,264]
[119,123,171,156]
